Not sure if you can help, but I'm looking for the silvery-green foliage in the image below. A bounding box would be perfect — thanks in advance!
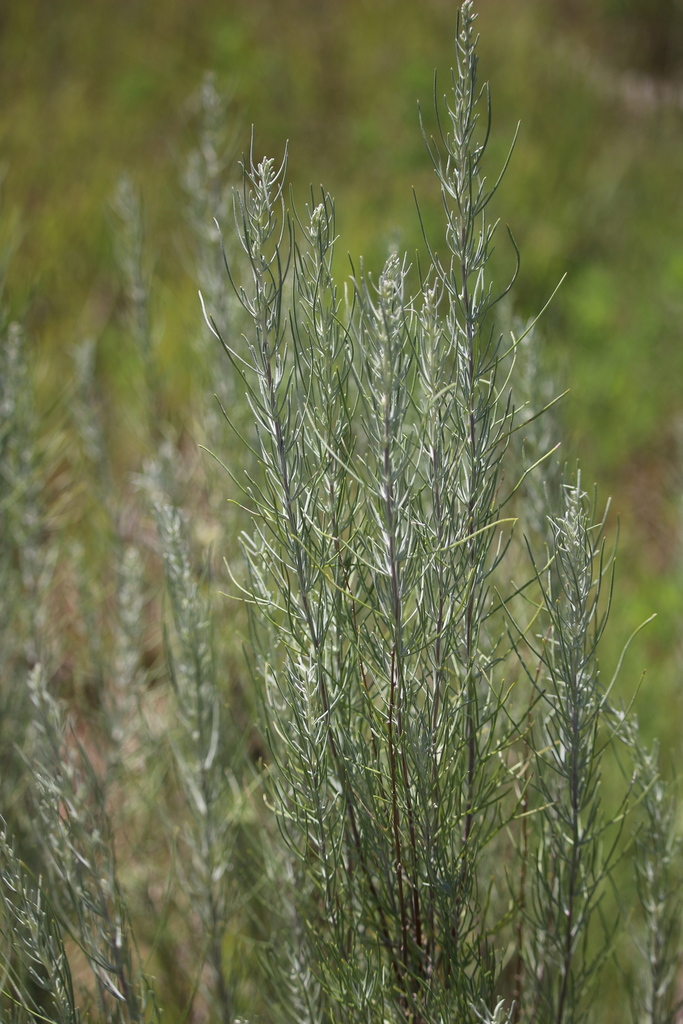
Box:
[0,319,60,841]
[204,3,677,1023]
[625,725,682,1024]
[511,476,622,1024]
[111,543,147,739]
[207,4,531,1021]
[184,71,238,327]
[70,337,110,493]
[93,539,150,788]
[0,4,677,1023]
[184,72,246,455]
[507,319,563,546]
[24,664,160,1024]
[0,321,44,638]
[152,493,248,1023]
[0,824,80,1024]
[473,999,514,1024]
[112,174,152,367]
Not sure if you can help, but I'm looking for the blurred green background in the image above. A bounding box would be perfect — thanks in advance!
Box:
[2,0,683,745]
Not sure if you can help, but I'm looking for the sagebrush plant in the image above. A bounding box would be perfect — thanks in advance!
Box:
[207,3,682,1023]
[149,490,250,1024]
[0,3,681,1024]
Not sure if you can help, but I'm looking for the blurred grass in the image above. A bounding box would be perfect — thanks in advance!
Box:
[2,0,683,810]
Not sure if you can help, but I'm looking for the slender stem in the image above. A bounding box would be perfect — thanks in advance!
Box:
[258,269,404,983]
[556,691,581,1024]
[388,644,409,972]
[512,681,538,1024]
[462,228,479,854]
